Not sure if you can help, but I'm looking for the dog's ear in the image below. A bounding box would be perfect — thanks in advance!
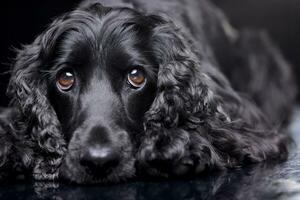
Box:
[7,19,67,180]
[0,110,34,179]
[138,16,289,176]
[144,15,226,129]
[138,16,228,175]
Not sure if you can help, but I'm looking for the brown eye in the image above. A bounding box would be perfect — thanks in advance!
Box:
[127,68,146,88]
[56,70,75,91]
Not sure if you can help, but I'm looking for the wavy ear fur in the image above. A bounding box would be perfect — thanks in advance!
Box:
[137,16,290,177]
[7,19,68,180]
[0,108,34,180]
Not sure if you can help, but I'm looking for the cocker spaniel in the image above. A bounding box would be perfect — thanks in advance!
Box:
[0,0,296,183]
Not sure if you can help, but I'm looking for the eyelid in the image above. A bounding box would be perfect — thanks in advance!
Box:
[53,63,75,75]
[55,62,73,72]
[45,63,69,81]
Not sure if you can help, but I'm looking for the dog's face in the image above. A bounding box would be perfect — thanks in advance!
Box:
[44,5,160,183]
[9,2,203,183]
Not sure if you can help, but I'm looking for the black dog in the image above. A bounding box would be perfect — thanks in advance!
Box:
[0,0,296,183]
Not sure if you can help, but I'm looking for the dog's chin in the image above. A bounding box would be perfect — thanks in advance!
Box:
[59,156,136,184]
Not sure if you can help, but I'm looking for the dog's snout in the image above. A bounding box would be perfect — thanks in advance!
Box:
[80,146,120,173]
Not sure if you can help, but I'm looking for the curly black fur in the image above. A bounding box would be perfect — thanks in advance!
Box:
[0,0,296,183]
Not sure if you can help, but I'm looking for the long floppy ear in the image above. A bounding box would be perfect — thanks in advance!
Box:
[137,16,290,176]
[0,108,34,179]
[137,16,227,176]
[7,19,67,180]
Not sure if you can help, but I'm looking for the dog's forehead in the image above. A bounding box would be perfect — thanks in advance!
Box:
[52,8,153,70]
[61,7,148,47]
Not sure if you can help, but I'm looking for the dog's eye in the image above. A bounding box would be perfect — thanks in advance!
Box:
[127,68,146,88]
[56,70,75,91]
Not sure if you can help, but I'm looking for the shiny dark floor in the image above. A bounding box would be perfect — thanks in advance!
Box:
[1,109,300,200]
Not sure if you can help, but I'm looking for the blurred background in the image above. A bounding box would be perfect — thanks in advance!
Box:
[0,0,299,106]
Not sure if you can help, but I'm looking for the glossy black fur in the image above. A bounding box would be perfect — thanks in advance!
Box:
[0,0,296,183]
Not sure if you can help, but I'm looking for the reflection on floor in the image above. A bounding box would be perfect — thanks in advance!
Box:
[1,108,300,200]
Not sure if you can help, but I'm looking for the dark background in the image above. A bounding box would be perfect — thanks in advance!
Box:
[0,0,299,106]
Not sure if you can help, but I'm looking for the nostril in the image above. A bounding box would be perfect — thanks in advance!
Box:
[80,146,120,173]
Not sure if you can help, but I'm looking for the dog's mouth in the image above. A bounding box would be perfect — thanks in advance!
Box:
[59,153,136,184]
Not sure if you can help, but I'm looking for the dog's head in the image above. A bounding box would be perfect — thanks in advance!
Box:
[8,3,219,183]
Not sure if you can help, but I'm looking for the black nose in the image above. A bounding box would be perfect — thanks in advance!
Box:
[80,146,120,173]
